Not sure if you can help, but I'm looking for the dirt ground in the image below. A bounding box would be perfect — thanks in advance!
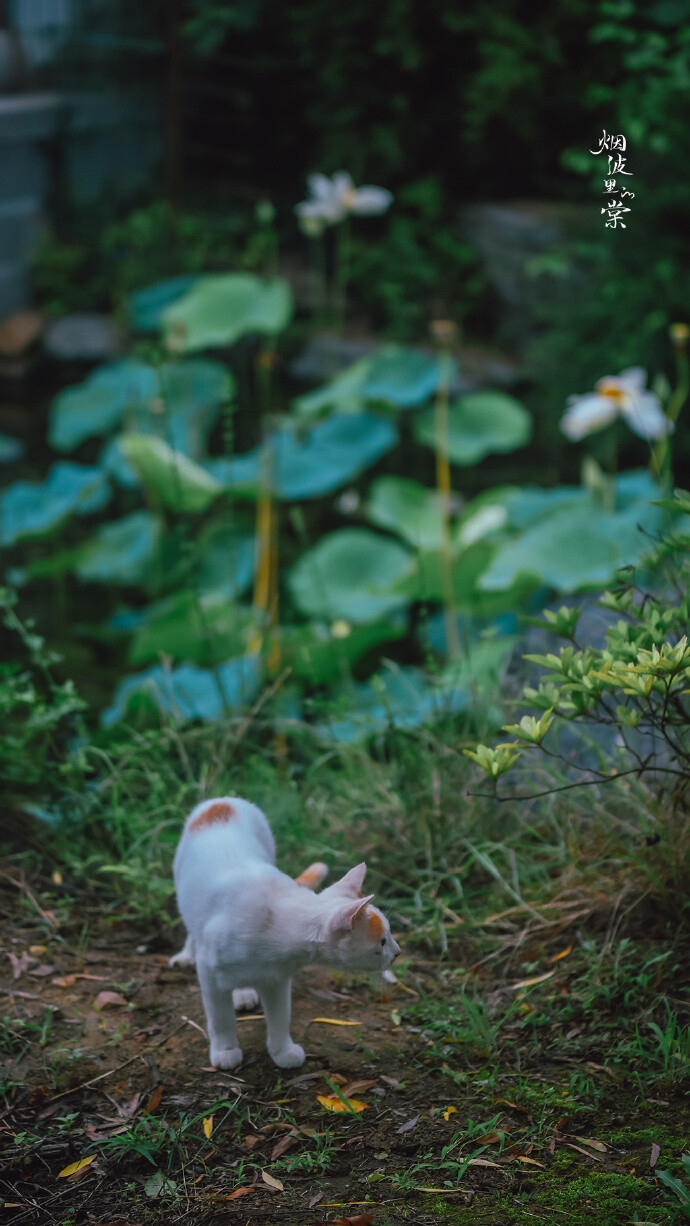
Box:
[1,873,688,1226]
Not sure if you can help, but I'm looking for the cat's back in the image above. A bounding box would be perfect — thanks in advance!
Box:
[175,796,276,882]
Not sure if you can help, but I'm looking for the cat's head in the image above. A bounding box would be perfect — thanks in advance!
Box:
[319,863,400,971]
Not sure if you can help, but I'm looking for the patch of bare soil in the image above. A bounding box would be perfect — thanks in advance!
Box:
[0,874,687,1226]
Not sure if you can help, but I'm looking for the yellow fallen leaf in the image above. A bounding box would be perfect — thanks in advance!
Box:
[53,975,77,988]
[57,1156,95,1178]
[578,1137,607,1152]
[317,1094,368,1114]
[261,1169,284,1190]
[203,1115,213,1139]
[52,871,63,886]
[443,1106,457,1121]
[549,944,573,962]
[510,970,555,990]
[309,1017,361,1026]
[29,945,47,956]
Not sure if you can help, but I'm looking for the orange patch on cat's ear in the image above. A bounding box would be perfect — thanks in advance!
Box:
[367,910,385,939]
[189,801,236,834]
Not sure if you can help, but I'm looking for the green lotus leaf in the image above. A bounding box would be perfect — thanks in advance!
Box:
[280,618,406,684]
[366,476,446,549]
[207,413,397,500]
[102,655,262,726]
[196,522,256,597]
[49,361,157,452]
[287,528,412,622]
[76,511,163,585]
[162,273,293,352]
[414,391,531,465]
[361,348,447,407]
[129,590,261,666]
[316,664,468,742]
[128,275,199,332]
[480,496,663,593]
[120,435,224,513]
[1,462,110,546]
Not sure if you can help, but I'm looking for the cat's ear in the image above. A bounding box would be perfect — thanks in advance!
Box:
[325,893,375,940]
[332,862,367,898]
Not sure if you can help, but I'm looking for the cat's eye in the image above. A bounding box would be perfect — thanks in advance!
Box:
[380,937,386,946]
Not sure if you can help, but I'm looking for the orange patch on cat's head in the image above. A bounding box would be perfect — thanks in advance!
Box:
[189,801,236,834]
[366,910,384,940]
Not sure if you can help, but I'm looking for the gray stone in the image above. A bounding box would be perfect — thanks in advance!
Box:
[44,314,122,361]
[0,261,30,317]
[460,200,595,344]
[290,334,478,394]
[0,92,62,143]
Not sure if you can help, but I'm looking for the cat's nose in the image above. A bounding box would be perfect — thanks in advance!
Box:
[392,939,401,959]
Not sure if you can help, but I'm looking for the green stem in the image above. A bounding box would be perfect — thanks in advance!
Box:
[332,218,351,336]
[652,350,689,489]
[435,351,460,660]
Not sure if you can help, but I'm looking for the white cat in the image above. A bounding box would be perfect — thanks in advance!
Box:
[170,796,400,1069]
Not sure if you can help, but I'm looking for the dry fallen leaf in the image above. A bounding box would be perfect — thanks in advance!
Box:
[317,1094,368,1114]
[492,1098,527,1112]
[261,1169,284,1191]
[227,1186,252,1200]
[576,1137,607,1153]
[515,1156,546,1167]
[328,1216,375,1226]
[564,1143,603,1162]
[341,1078,378,1097]
[271,1132,297,1161]
[396,1114,420,1134]
[475,1130,504,1144]
[309,1017,362,1026]
[510,970,555,990]
[143,1085,163,1115]
[57,1155,96,1179]
[93,991,128,1010]
[29,945,47,956]
[203,1115,213,1139]
[650,1142,661,1168]
[466,1158,503,1169]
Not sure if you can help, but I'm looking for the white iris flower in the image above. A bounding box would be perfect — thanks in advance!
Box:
[295,172,393,232]
[561,368,672,442]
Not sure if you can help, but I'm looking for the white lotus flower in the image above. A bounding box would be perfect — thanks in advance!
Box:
[295,172,393,230]
[561,368,672,442]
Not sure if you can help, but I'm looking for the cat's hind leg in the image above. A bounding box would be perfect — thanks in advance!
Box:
[259,978,305,1068]
[169,934,195,967]
[232,988,259,1011]
[197,961,242,1069]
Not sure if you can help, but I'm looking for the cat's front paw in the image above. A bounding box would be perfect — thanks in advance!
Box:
[232,988,259,1011]
[269,1041,305,1069]
[210,1044,243,1069]
[168,949,195,968]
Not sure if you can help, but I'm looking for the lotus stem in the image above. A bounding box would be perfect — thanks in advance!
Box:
[433,343,461,660]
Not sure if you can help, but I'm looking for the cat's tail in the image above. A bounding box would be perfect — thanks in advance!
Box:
[295,861,328,891]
